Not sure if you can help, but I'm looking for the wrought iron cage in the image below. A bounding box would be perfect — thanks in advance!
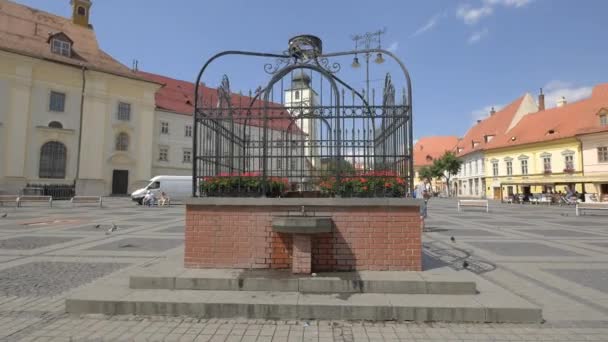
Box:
[193,35,413,198]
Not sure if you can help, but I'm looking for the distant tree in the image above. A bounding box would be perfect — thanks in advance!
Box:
[418,166,434,184]
[432,151,462,197]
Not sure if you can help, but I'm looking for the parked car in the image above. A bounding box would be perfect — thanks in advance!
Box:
[131,176,192,205]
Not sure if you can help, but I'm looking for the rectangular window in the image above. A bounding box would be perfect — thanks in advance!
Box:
[543,157,552,172]
[49,91,66,112]
[475,161,478,175]
[161,122,169,135]
[277,158,282,170]
[183,150,192,163]
[564,155,574,170]
[159,147,168,161]
[600,114,608,126]
[51,39,71,57]
[598,147,608,162]
[185,125,192,137]
[117,102,131,121]
[290,159,297,170]
[521,160,528,175]
[506,161,513,176]
[492,162,499,176]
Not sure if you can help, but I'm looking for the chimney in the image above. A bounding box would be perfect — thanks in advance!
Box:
[538,88,545,111]
[477,119,482,124]
[490,107,496,116]
[557,96,567,107]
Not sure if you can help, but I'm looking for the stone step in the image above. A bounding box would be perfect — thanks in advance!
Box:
[129,269,477,295]
[65,276,542,323]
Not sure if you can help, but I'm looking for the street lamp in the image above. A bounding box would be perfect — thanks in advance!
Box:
[351,28,386,102]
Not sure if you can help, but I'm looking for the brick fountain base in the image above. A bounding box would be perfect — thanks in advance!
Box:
[184,198,423,273]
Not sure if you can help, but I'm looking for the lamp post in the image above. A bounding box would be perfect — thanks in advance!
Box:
[351,28,386,102]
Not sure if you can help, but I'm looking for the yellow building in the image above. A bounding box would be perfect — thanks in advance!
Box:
[483,84,608,200]
[0,0,161,195]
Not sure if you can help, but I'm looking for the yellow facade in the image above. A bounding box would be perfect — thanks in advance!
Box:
[0,49,159,195]
[483,138,591,199]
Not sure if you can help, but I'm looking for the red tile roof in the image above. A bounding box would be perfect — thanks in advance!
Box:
[413,136,460,167]
[135,71,304,134]
[0,0,155,83]
[485,83,608,149]
[457,96,528,157]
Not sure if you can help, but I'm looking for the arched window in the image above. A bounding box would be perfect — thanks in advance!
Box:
[115,133,129,151]
[39,142,66,179]
[77,6,86,16]
[48,121,63,129]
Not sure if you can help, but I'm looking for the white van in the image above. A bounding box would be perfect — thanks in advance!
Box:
[131,175,192,205]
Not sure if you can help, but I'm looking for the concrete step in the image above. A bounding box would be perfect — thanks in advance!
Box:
[65,275,542,323]
[129,269,477,295]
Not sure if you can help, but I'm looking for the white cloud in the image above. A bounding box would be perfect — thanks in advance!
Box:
[457,0,534,25]
[542,81,593,108]
[471,104,503,122]
[411,12,445,37]
[457,5,493,25]
[484,0,533,8]
[387,41,399,52]
[468,28,489,44]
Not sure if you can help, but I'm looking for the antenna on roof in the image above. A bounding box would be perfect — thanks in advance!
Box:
[131,59,139,72]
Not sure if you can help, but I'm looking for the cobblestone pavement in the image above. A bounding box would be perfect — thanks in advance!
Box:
[0,198,607,341]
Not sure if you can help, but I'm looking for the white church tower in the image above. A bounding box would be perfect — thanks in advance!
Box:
[284,71,320,168]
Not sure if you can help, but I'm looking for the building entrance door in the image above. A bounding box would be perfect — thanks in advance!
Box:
[112,170,129,195]
[493,187,501,200]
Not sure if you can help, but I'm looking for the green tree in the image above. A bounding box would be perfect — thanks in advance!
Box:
[432,151,462,197]
[418,166,434,184]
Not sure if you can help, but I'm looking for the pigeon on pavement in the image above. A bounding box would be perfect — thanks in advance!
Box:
[450,236,455,243]
[463,261,469,269]
[1,213,7,218]
[94,224,101,229]
[106,223,118,235]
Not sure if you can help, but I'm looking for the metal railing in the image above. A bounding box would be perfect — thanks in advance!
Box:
[23,184,75,200]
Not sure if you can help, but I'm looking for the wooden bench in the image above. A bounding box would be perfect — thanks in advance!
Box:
[18,196,53,208]
[0,195,20,207]
[576,202,608,216]
[458,199,489,213]
[71,196,103,208]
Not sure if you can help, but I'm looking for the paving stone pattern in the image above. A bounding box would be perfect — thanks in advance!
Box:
[0,262,127,297]
[87,237,184,252]
[0,236,77,250]
[0,198,607,341]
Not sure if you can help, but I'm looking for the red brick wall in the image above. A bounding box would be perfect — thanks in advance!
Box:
[185,205,422,272]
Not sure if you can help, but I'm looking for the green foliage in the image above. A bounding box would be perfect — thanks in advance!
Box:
[201,174,288,197]
[418,166,434,183]
[318,171,406,197]
[430,151,462,196]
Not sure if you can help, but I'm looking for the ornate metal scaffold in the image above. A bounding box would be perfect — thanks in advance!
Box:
[192,35,413,198]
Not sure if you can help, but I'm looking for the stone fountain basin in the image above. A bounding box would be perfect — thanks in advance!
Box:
[271,216,333,234]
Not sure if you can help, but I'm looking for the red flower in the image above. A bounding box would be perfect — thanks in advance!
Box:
[385,182,393,188]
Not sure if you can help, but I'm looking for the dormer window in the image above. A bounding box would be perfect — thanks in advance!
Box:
[48,33,73,58]
[601,114,607,126]
[484,135,494,143]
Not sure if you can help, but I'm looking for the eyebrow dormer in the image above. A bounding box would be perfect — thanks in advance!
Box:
[47,32,73,57]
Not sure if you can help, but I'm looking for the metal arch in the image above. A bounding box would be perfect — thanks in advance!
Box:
[193,50,287,197]
[258,63,342,188]
[193,43,414,197]
[320,48,414,193]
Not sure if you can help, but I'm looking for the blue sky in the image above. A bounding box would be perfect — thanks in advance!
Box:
[16,0,607,140]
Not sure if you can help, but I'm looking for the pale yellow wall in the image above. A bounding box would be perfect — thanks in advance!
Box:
[484,138,584,198]
[0,50,160,195]
[580,132,608,176]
